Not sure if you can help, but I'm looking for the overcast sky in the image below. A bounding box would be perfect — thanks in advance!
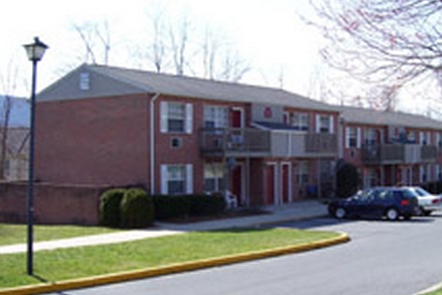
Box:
[1,0,325,99]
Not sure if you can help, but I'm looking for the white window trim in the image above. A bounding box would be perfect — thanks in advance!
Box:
[160,101,193,134]
[160,164,193,195]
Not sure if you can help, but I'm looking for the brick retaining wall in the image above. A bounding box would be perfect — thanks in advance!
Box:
[0,182,109,225]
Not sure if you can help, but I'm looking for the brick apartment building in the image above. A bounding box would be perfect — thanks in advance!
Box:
[337,106,442,189]
[34,64,442,209]
[36,64,340,207]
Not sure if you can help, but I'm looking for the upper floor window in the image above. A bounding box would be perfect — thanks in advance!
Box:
[316,115,334,134]
[437,133,442,149]
[160,101,193,134]
[420,131,431,146]
[292,113,309,131]
[407,131,417,143]
[204,106,228,129]
[346,127,361,148]
[365,128,378,146]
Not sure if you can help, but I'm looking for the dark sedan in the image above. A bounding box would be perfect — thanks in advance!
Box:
[328,187,420,221]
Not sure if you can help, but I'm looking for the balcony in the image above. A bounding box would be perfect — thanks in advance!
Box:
[199,128,337,158]
[362,144,438,165]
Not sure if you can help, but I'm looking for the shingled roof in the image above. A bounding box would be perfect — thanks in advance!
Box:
[335,105,442,130]
[39,64,336,112]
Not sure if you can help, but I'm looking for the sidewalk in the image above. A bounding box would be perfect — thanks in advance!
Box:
[0,200,327,255]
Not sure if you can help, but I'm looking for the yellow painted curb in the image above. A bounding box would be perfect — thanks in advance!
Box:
[0,233,350,295]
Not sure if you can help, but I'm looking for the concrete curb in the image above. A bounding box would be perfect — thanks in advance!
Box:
[0,232,350,295]
[414,281,442,295]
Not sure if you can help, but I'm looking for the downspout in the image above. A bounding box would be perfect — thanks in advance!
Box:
[150,93,161,195]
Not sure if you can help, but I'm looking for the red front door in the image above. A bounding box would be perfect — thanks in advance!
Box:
[265,165,275,205]
[282,164,290,204]
[231,109,243,128]
[232,165,242,206]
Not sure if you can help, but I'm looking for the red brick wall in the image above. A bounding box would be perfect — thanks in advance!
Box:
[36,94,151,186]
[0,182,107,225]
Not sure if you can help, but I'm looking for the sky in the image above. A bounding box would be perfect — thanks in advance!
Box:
[0,0,324,97]
[0,0,434,116]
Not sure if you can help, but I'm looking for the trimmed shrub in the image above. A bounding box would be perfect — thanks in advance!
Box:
[120,188,155,228]
[190,194,226,216]
[153,194,226,220]
[152,195,192,220]
[99,188,126,228]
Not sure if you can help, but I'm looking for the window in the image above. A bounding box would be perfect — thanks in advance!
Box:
[161,164,193,195]
[292,113,309,131]
[297,161,309,184]
[79,72,90,90]
[420,131,431,146]
[204,106,228,129]
[436,133,442,149]
[160,102,193,133]
[346,127,361,148]
[204,163,225,192]
[316,115,334,134]
[419,165,430,183]
[168,103,185,132]
[365,128,377,146]
[407,131,417,143]
[364,169,377,188]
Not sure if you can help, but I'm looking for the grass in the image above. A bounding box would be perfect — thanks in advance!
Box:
[424,288,442,295]
[0,228,340,289]
[0,224,120,246]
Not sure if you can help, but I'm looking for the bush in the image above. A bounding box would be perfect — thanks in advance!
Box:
[336,162,360,198]
[120,188,155,228]
[153,194,226,220]
[190,194,226,216]
[152,194,192,220]
[99,188,126,228]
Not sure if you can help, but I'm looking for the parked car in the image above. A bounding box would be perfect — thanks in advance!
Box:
[328,187,420,221]
[404,187,442,216]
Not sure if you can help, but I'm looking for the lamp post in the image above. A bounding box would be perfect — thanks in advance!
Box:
[23,37,48,275]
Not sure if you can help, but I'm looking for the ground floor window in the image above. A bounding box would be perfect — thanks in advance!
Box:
[204,162,225,192]
[161,164,193,195]
[364,168,378,188]
[296,161,310,185]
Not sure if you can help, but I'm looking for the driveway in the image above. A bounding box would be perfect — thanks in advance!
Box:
[43,213,442,295]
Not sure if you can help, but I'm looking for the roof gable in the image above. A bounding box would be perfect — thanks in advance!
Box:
[38,64,148,102]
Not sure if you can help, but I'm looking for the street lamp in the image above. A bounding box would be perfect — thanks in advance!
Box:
[23,37,48,276]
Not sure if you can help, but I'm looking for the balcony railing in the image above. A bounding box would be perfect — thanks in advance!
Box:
[362,144,438,165]
[199,128,337,158]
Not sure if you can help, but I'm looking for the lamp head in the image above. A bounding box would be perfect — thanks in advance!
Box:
[24,37,48,62]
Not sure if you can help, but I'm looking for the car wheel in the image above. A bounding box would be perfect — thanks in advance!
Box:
[335,207,346,219]
[386,208,399,221]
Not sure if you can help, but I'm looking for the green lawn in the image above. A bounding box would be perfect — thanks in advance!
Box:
[424,288,442,295]
[0,228,340,289]
[0,224,120,246]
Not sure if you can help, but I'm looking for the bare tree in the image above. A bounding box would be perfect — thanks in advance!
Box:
[0,62,18,179]
[73,20,112,65]
[169,15,191,76]
[307,0,442,107]
[144,8,250,82]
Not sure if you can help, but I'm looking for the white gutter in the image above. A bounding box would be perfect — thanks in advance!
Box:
[150,93,161,195]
